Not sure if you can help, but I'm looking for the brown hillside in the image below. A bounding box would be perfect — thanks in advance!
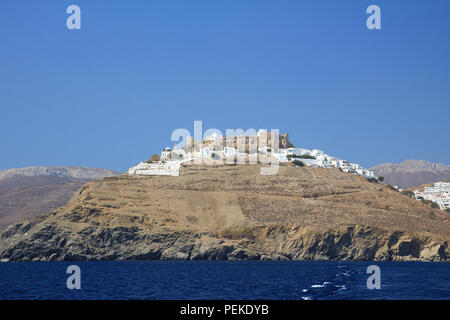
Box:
[1,164,449,262]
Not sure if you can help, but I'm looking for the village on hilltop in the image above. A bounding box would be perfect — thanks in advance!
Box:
[128,130,377,179]
[413,182,450,211]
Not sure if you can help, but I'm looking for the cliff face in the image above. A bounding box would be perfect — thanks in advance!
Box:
[1,164,449,262]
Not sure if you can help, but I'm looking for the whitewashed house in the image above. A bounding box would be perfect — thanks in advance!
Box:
[301,159,321,167]
[294,148,310,156]
[330,158,339,168]
[285,148,296,155]
[161,147,172,161]
[316,154,332,168]
[363,170,375,178]
[433,182,450,193]
[258,146,272,154]
[311,149,324,157]
[338,160,351,171]
[128,161,181,176]
[272,152,289,162]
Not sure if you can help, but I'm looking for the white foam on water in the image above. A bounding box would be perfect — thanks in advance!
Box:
[335,285,347,291]
[337,272,350,277]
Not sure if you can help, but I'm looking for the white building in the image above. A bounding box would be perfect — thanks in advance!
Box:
[128,161,181,176]
[311,149,324,157]
[257,146,272,154]
[301,159,321,167]
[350,163,360,170]
[161,147,172,161]
[363,170,375,178]
[130,135,381,182]
[414,182,450,211]
[272,152,289,162]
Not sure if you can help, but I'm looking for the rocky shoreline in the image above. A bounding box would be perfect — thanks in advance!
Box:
[1,220,447,262]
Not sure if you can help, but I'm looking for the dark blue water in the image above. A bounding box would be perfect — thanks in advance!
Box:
[0,261,449,300]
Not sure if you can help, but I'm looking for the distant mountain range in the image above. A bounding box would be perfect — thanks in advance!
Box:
[0,166,119,181]
[370,160,450,189]
[0,167,119,230]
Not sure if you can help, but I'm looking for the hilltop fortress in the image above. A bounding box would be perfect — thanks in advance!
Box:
[128,130,376,179]
[2,132,450,263]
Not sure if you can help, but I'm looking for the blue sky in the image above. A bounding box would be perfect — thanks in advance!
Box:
[1,0,449,172]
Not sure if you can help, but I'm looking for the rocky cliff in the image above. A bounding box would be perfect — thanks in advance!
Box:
[1,164,449,262]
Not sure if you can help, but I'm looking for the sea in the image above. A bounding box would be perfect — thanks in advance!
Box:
[0,261,449,300]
